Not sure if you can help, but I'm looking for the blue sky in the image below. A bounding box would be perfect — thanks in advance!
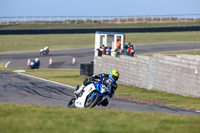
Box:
[0,0,199,16]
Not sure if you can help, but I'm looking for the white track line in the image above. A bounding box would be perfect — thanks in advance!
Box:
[5,61,11,68]
[16,72,74,89]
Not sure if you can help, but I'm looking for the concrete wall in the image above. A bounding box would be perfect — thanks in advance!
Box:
[94,54,200,97]
[153,54,200,97]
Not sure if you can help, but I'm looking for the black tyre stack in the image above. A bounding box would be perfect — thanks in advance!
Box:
[80,61,93,76]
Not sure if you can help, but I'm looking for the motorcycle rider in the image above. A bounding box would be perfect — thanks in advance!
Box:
[34,58,40,69]
[40,46,49,55]
[74,70,119,106]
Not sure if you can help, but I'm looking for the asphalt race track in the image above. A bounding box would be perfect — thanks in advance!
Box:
[1,43,200,69]
[0,71,199,115]
[1,43,200,115]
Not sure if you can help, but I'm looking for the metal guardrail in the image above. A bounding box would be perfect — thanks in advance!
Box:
[0,14,200,25]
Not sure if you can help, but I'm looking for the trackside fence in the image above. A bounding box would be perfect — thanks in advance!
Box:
[0,14,200,25]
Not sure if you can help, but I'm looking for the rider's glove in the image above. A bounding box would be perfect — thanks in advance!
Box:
[101,73,105,77]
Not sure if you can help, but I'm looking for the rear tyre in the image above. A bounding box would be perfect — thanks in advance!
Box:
[67,97,76,108]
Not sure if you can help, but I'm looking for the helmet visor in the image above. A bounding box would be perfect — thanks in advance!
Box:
[112,75,119,81]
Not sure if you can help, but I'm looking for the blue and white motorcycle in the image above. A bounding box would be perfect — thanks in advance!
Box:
[28,61,37,69]
[68,78,111,108]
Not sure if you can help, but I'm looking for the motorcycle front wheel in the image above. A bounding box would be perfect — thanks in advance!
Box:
[85,91,100,108]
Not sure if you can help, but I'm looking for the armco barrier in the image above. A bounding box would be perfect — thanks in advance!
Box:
[0,25,200,35]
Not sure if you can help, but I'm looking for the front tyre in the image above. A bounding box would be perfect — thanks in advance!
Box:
[85,91,100,108]
[68,97,76,108]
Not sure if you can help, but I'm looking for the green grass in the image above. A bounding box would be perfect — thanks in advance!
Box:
[0,31,200,53]
[0,34,95,53]
[143,49,200,56]
[0,104,200,133]
[116,85,200,110]
[1,21,200,29]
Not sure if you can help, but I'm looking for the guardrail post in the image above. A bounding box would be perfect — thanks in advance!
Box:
[7,17,9,25]
[84,16,86,24]
[16,17,18,24]
[160,15,162,23]
[75,16,77,24]
[194,14,196,21]
[177,14,179,22]
[92,16,94,24]
[66,16,68,24]
[186,14,188,22]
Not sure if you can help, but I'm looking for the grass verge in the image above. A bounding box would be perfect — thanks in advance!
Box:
[0,31,200,53]
[144,49,200,56]
[0,104,200,133]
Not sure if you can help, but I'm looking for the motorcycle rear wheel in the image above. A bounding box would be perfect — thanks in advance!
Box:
[67,97,76,108]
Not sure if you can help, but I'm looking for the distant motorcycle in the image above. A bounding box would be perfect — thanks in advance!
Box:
[28,61,37,69]
[68,78,111,108]
[28,58,40,69]
[40,46,49,55]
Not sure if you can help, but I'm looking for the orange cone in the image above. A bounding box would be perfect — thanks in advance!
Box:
[72,57,76,64]
[27,58,30,66]
[49,57,52,65]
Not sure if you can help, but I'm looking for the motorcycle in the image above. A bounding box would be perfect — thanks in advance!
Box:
[28,60,40,69]
[28,61,37,69]
[68,78,111,108]
[40,47,49,55]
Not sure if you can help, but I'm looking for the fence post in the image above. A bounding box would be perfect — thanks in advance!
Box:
[16,17,18,24]
[194,14,196,21]
[135,16,137,23]
[92,16,94,24]
[66,16,68,24]
[7,17,9,25]
[177,14,179,22]
[84,16,86,24]
[0,17,1,24]
[75,16,77,24]
[126,16,128,23]
[101,16,103,23]
[151,15,154,23]
[186,14,188,22]
[160,15,162,22]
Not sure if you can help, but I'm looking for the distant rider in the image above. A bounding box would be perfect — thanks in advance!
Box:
[34,58,40,69]
[74,70,119,106]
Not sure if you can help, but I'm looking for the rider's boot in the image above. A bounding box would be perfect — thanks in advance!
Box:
[74,84,85,99]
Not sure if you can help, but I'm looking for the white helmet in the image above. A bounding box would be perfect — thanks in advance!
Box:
[35,58,39,63]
